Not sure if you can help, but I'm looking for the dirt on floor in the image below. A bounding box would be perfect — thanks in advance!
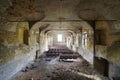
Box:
[11,55,110,80]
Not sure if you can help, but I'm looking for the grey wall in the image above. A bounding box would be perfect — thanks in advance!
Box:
[109,62,120,80]
[0,48,36,80]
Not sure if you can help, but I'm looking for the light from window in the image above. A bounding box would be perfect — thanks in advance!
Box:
[57,34,62,42]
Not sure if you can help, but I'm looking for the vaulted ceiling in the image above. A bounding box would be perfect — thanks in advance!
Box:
[0,0,120,33]
[0,0,120,21]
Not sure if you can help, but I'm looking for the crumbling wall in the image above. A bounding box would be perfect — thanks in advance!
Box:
[0,22,30,65]
[95,17,120,78]
[0,46,36,80]
[77,29,94,64]
[95,17,120,64]
[0,22,36,80]
[0,22,18,65]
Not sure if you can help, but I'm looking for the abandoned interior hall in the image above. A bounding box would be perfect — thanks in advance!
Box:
[0,0,120,80]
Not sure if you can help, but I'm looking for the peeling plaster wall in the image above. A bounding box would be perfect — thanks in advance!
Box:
[95,17,120,64]
[78,46,94,64]
[0,22,30,65]
[95,17,120,78]
[0,22,37,80]
[76,29,94,64]
[0,47,36,80]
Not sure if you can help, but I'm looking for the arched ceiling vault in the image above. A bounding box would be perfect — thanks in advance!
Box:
[30,21,93,35]
[0,0,120,21]
[46,30,74,37]
[0,0,120,32]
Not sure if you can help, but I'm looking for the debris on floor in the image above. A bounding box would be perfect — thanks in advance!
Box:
[12,47,110,80]
[12,54,110,80]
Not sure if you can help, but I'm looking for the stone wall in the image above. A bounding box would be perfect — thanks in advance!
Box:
[0,22,37,80]
[0,46,36,80]
[0,22,29,65]
[95,18,120,64]
[77,29,94,64]
[94,17,120,79]
[109,62,120,79]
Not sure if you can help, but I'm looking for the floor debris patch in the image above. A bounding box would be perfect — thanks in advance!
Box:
[12,50,110,80]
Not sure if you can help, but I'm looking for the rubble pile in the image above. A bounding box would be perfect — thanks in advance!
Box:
[12,48,109,80]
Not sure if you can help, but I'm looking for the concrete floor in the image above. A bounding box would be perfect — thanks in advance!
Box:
[12,54,110,80]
